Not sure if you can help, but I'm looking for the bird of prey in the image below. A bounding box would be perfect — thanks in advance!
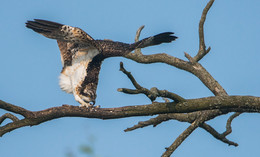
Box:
[26,19,177,107]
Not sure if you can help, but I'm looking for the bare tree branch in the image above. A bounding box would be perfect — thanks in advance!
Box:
[0,113,19,125]
[184,52,196,63]
[124,114,172,132]
[123,1,236,156]
[194,0,215,62]
[119,61,142,89]
[124,112,240,147]
[126,52,227,97]
[0,96,259,137]
[134,25,145,55]
[223,112,241,137]
[201,123,238,146]
[0,100,34,118]
[124,113,196,132]
[118,62,185,102]
[126,0,225,97]
[162,118,202,157]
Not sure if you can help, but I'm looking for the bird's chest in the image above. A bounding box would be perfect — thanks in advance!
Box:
[59,49,100,94]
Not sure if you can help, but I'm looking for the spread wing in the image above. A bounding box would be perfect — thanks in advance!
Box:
[26,19,101,107]
[26,19,94,43]
[26,19,101,66]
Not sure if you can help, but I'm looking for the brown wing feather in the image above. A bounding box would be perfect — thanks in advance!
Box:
[56,41,81,69]
[93,32,177,59]
[79,56,103,104]
[26,19,95,45]
[57,41,70,67]
[93,40,132,58]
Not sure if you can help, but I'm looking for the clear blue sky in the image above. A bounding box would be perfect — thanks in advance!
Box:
[0,0,260,157]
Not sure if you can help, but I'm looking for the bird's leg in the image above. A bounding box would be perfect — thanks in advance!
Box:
[79,102,92,108]
[71,88,94,108]
[73,93,91,107]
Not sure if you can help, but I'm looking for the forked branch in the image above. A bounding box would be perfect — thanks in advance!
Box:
[118,62,185,102]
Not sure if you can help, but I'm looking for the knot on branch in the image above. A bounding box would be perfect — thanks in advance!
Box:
[148,87,160,101]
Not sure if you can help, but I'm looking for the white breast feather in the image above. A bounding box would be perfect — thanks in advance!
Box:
[59,48,100,95]
[59,70,73,93]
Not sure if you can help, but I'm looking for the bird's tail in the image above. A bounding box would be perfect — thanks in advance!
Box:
[131,32,177,49]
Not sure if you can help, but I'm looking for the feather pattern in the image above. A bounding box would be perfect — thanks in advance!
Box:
[26,19,177,107]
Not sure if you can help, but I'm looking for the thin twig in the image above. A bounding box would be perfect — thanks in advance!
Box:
[117,88,140,94]
[119,62,142,89]
[194,0,215,62]
[201,123,238,146]
[124,114,172,132]
[162,119,202,157]
[184,52,196,63]
[135,25,145,42]
[222,112,241,137]
[134,25,145,55]
[0,113,19,125]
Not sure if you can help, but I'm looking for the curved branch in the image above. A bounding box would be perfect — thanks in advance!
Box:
[0,113,19,124]
[126,53,227,96]
[194,0,215,62]
[201,123,238,146]
[222,112,241,137]
[133,25,145,55]
[135,25,145,43]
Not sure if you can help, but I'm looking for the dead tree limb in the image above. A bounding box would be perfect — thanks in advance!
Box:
[0,96,259,137]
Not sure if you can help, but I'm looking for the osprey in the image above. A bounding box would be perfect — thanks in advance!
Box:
[26,19,177,107]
